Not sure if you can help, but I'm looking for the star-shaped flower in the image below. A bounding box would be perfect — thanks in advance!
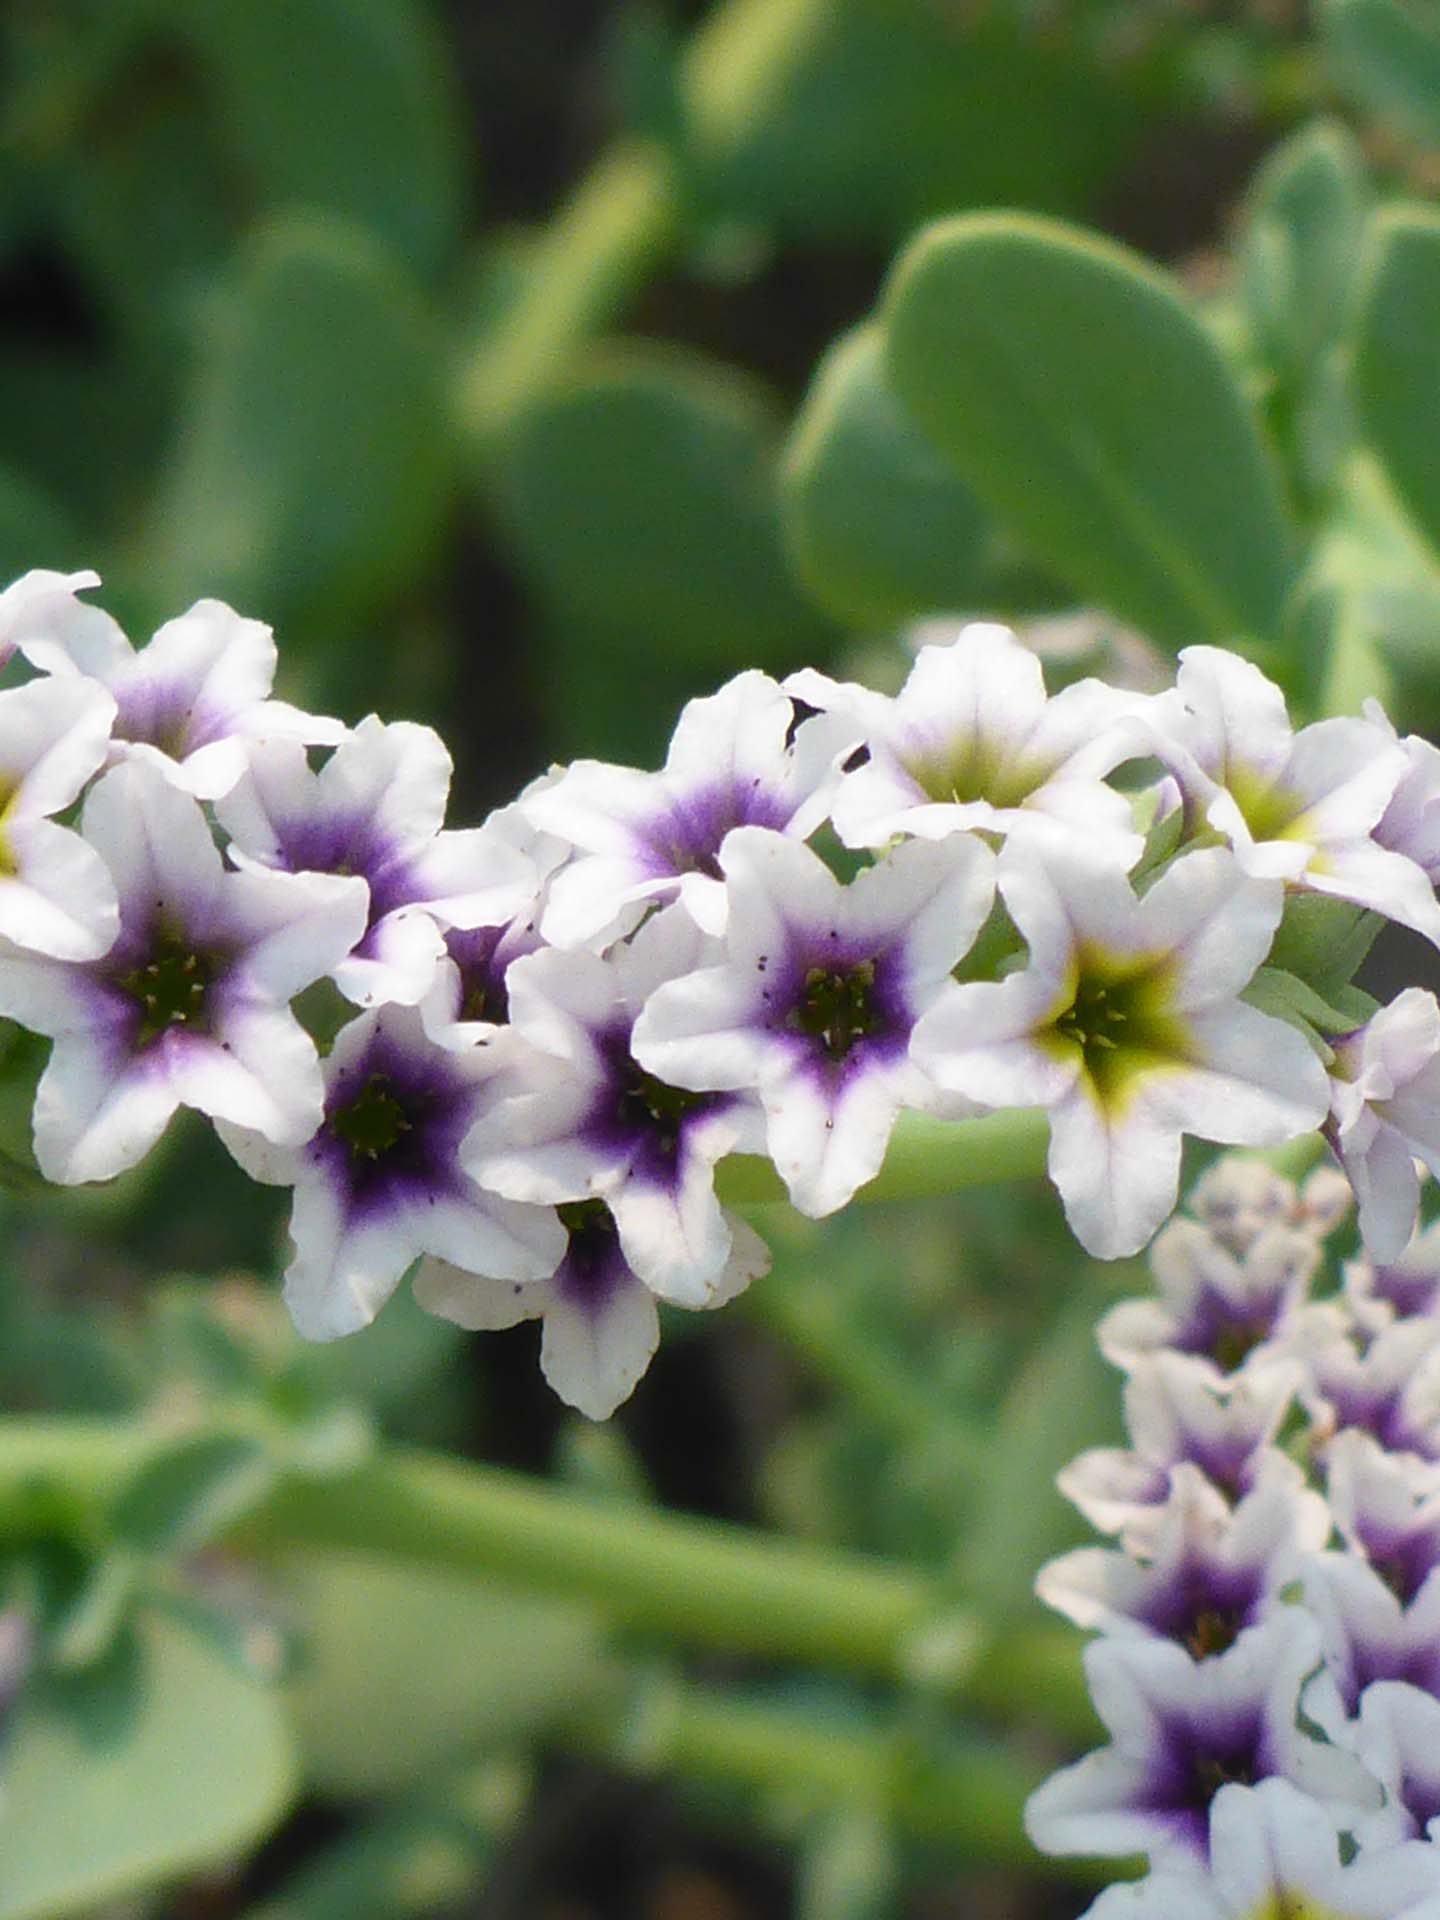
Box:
[0,760,366,1182]
[911,831,1330,1258]
[1329,990,1440,1262]
[631,826,996,1217]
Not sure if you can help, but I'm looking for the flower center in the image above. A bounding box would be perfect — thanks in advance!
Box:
[1227,767,1308,843]
[616,1060,708,1158]
[1183,1607,1243,1661]
[1046,949,1185,1106]
[0,786,18,880]
[788,961,881,1061]
[332,1075,412,1161]
[910,736,1037,808]
[118,933,215,1046]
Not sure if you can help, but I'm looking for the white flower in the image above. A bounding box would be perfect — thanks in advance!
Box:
[0,674,119,959]
[789,621,1149,857]
[216,723,534,1009]
[1152,647,1440,946]
[0,760,366,1182]
[221,1002,565,1341]
[1281,1301,1440,1459]
[3,571,340,799]
[522,670,846,947]
[631,826,996,1217]
[461,907,763,1307]
[1037,1461,1329,1652]
[1344,1222,1440,1325]
[1356,1683,1440,1844]
[1326,1431,1440,1606]
[911,831,1329,1259]
[1368,698,1440,885]
[1329,990,1440,1263]
[415,1196,769,1421]
[1186,1155,1300,1256]
[1081,1779,1440,1920]
[1296,1550,1440,1712]
[1059,1353,1308,1549]
[1097,1213,1319,1373]
[1026,1609,1378,1871]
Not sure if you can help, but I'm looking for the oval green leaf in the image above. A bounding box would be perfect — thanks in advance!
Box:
[884,212,1299,650]
[1321,0,1440,151]
[1354,207,1440,562]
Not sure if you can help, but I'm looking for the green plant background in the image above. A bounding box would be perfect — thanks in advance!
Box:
[2,1,1440,1914]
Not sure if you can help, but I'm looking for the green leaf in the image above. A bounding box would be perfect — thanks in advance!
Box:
[151,214,452,634]
[1354,207,1440,562]
[1267,893,1386,995]
[0,460,81,582]
[282,1550,610,1797]
[884,213,1299,651]
[1321,0,1440,150]
[782,323,989,627]
[108,1433,275,1559]
[1238,121,1370,385]
[179,0,464,280]
[0,1609,296,1919]
[682,0,1132,241]
[496,344,829,667]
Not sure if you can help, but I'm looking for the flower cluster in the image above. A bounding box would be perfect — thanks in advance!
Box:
[2,570,1440,1415]
[1030,1155,1440,1919]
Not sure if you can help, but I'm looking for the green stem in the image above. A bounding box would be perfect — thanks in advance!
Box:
[718,1109,1050,1209]
[0,1419,1091,1734]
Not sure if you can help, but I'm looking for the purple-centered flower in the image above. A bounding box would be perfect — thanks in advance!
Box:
[1025,1611,1377,1872]
[631,826,996,1217]
[1059,1352,1309,1550]
[1329,990,1440,1263]
[1326,1432,1440,1610]
[788,621,1151,857]
[221,1002,564,1341]
[0,673,119,959]
[1282,1304,1440,1460]
[415,1194,768,1421]
[1081,1779,1440,1920]
[216,723,533,1009]
[1097,1213,1320,1375]
[1346,1225,1440,1325]
[1,570,340,798]
[461,907,763,1306]
[1356,1683,1440,1844]
[1038,1462,1328,1658]
[522,670,847,947]
[0,760,366,1183]
[911,829,1330,1259]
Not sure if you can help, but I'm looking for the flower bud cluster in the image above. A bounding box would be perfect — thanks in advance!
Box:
[1030,1155,1440,1919]
[1,570,1439,1416]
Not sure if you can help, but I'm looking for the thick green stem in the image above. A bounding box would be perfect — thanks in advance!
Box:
[0,1419,1091,1735]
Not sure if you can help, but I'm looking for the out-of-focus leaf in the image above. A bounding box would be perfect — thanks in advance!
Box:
[782,323,988,628]
[151,214,452,636]
[282,1550,611,1797]
[884,213,1299,652]
[1321,0,1440,150]
[496,344,829,667]
[1238,121,1370,384]
[0,1610,297,1920]
[796,1802,896,1920]
[683,0,1132,241]
[108,1433,275,1559]
[180,0,465,279]
[1354,207,1440,563]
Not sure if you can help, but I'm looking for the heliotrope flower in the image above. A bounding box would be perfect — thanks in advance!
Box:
[217,724,534,1008]
[460,907,763,1307]
[1025,1609,1377,1871]
[522,670,846,947]
[0,760,367,1183]
[788,621,1150,856]
[1079,1778,1440,1920]
[0,569,340,799]
[1328,990,1440,1262]
[220,1001,565,1341]
[631,825,996,1217]
[1151,647,1440,946]
[0,673,119,959]
[1355,1683,1440,1844]
[415,1196,769,1421]
[911,830,1330,1258]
